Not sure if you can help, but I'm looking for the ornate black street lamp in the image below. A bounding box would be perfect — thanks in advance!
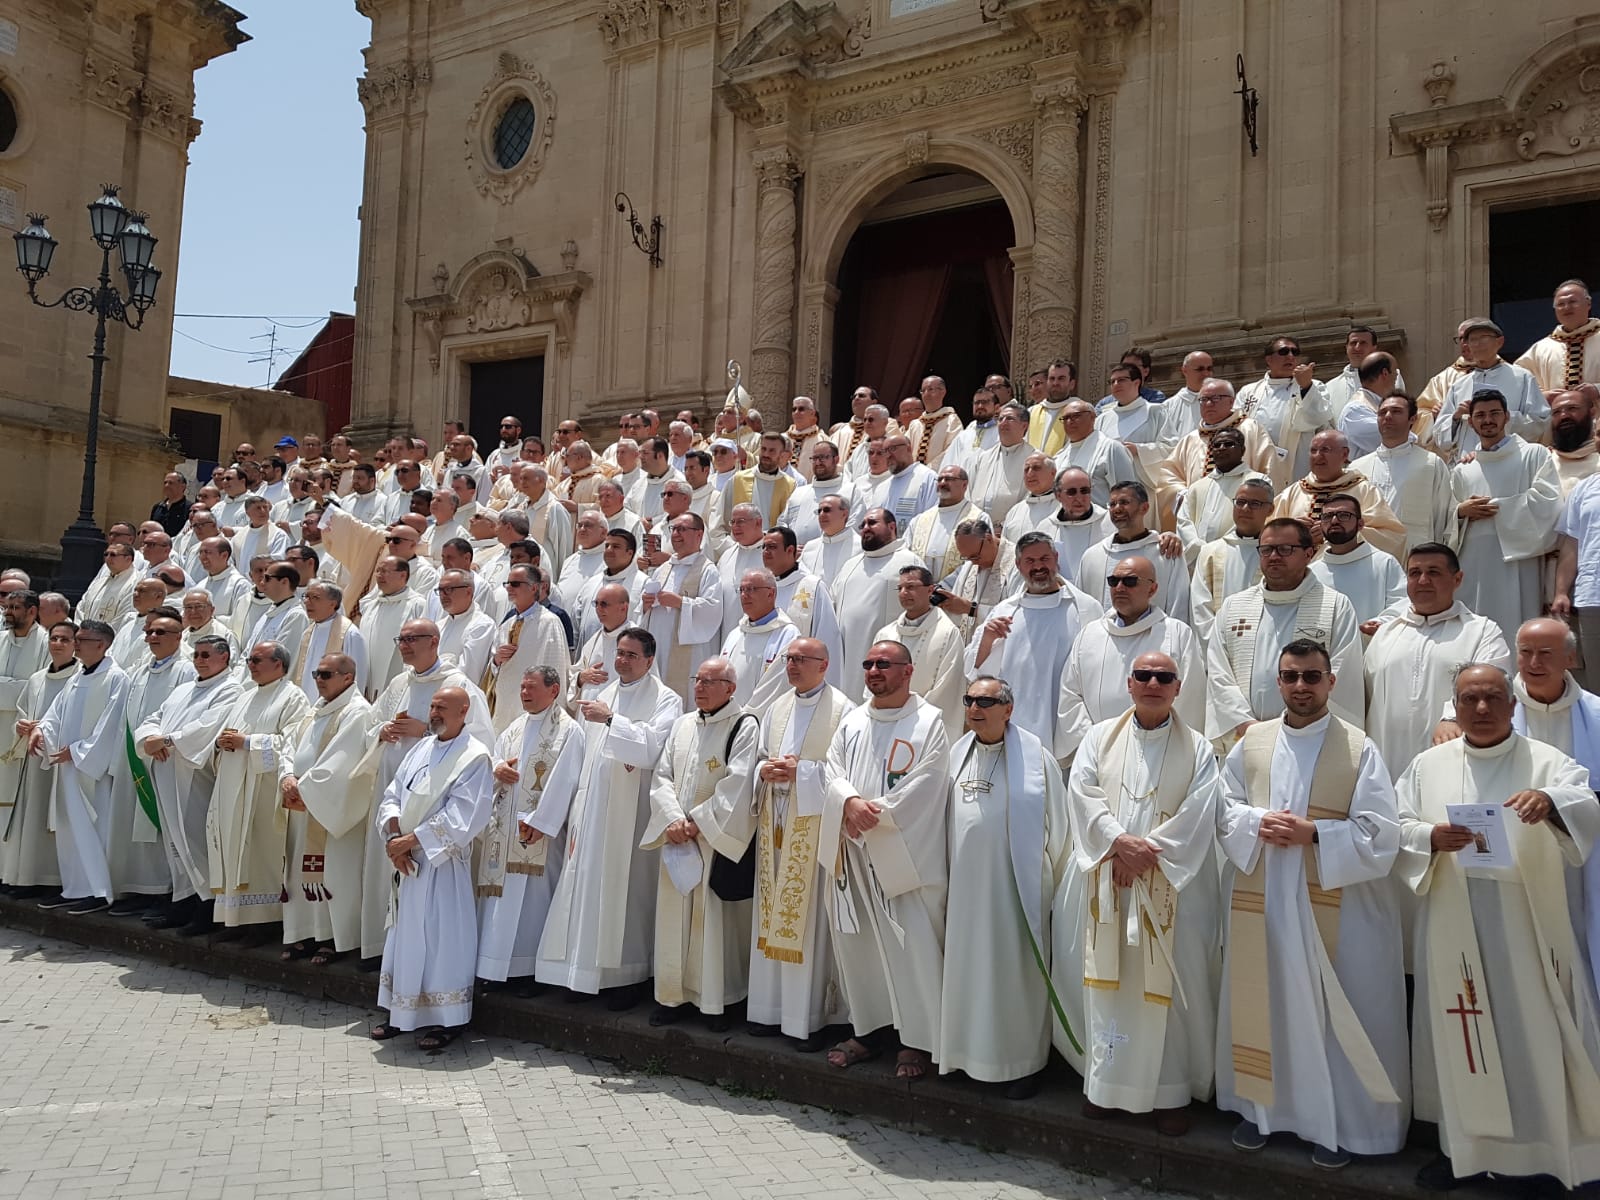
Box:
[13,184,163,601]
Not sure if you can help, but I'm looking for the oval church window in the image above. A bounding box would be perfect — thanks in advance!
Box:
[492,97,536,171]
[0,87,17,154]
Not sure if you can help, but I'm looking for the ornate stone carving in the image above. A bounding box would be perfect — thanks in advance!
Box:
[750,148,800,425]
[1028,83,1085,361]
[813,157,868,205]
[465,54,557,205]
[903,131,929,166]
[973,118,1035,175]
[599,0,658,47]
[1011,268,1031,377]
[843,7,870,57]
[1422,60,1455,108]
[561,240,580,271]
[82,54,139,116]
[978,0,1006,23]
[1516,60,1600,161]
[432,262,451,293]
[420,310,444,373]
[754,147,801,192]
[1086,96,1114,381]
[467,268,531,333]
[409,256,590,364]
[813,63,1034,132]
[81,53,199,144]
[357,58,432,115]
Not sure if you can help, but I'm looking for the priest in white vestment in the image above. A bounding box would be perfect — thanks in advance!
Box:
[798,494,857,582]
[1515,280,1600,395]
[370,687,494,1050]
[1216,641,1408,1167]
[0,593,49,791]
[195,539,251,622]
[361,621,492,961]
[967,405,1034,527]
[744,642,852,1046]
[245,566,311,674]
[940,385,1000,475]
[870,437,940,529]
[1027,361,1078,456]
[903,467,981,583]
[1207,519,1363,742]
[1270,429,1407,562]
[230,496,291,568]
[533,627,682,1005]
[207,641,312,927]
[294,582,368,700]
[1068,655,1220,1129]
[1235,338,1334,482]
[1428,320,1549,459]
[940,677,1070,1095]
[820,642,951,1080]
[555,511,609,616]
[572,585,632,706]
[1076,482,1191,622]
[1,628,76,891]
[1056,558,1205,758]
[934,518,1016,642]
[764,529,843,690]
[1191,478,1271,647]
[718,569,797,715]
[1451,391,1562,644]
[829,510,925,703]
[779,440,864,544]
[1364,544,1511,784]
[32,621,129,911]
[1397,663,1600,1191]
[999,454,1060,544]
[967,533,1103,749]
[1042,467,1113,578]
[714,505,767,642]
[1156,381,1284,522]
[1307,499,1405,630]
[1053,401,1138,508]
[479,666,581,988]
[1350,394,1456,557]
[81,544,139,627]
[434,571,497,686]
[639,515,724,702]
[484,564,571,728]
[1174,430,1254,561]
[358,559,427,699]
[134,634,241,930]
[640,658,759,1027]
[575,532,645,645]
[1096,367,1173,504]
[873,565,965,740]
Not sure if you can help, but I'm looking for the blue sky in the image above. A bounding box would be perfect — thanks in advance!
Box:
[169,2,369,387]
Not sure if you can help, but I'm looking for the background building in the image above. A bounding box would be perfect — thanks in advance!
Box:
[0,1,246,565]
[348,0,1600,447]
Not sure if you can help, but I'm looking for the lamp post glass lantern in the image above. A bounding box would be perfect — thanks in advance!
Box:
[11,184,162,603]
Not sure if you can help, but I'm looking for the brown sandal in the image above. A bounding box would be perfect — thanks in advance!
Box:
[826,1038,878,1069]
[894,1048,931,1081]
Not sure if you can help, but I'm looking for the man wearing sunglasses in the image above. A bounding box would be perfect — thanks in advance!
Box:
[1191,476,1272,647]
[823,640,949,1083]
[1057,557,1205,758]
[1065,652,1221,1133]
[830,509,924,703]
[939,674,1070,1101]
[1271,428,1406,561]
[1207,518,1363,746]
[278,653,374,965]
[1216,639,1406,1171]
[1306,494,1405,634]
[1235,336,1333,482]
[1052,398,1136,510]
[1044,466,1112,574]
[134,634,242,934]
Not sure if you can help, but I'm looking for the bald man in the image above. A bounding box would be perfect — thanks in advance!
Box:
[1270,428,1406,561]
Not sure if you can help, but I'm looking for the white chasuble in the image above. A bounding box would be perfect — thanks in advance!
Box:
[905,503,981,582]
[1190,534,1261,648]
[939,725,1070,1083]
[476,705,581,981]
[1452,435,1562,645]
[968,442,1032,526]
[829,541,926,703]
[1055,609,1206,759]
[746,684,853,1038]
[1046,509,1114,582]
[108,653,194,895]
[875,609,966,741]
[1206,578,1363,742]
[1067,713,1220,1111]
[1350,442,1456,556]
[376,733,495,1031]
[207,676,311,926]
[134,670,242,900]
[822,697,951,1052]
[774,569,843,690]
[1397,734,1600,1188]
[1309,541,1406,626]
[799,529,855,585]
[967,584,1104,749]
[1216,716,1408,1156]
[0,663,76,887]
[641,704,760,1012]
[641,553,723,702]
[37,661,131,902]
[279,686,377,951]
[1175,466,1250,559]
[719,612,797,716]
[533,675,683,993]
[1077,532,1192,623]
[358,589,427,700]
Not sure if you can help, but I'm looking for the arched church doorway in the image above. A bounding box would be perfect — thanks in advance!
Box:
[828,170,1016,425]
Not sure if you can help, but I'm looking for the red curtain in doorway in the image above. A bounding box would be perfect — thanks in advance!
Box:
[854,263,954,404]
[982,254,1014,365]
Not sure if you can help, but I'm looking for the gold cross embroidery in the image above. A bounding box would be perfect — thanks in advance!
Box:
[706,757,722,772]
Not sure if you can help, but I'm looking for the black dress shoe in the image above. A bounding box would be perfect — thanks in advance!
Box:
[649,1003,686,1026]
[606,983,644,1012]
[35,893,72,910]
[512,980,546,999]
[792,1032,828,1053]
[1004,1072,1042,1100]
[144,898,194,929]
[357,956,383,974]
[1415,1155,1480,1192]
[9,885,48,900]
[706,1011,732,1033]
[746,1022,782,1038]
[108,897,152,916]
[65,897,109,915]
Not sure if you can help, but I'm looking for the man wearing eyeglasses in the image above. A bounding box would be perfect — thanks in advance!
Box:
[1057,557,1205,759]
[904,465,982,585]
[1158,376,1282,533]
[1174,427,1253,562]
[1235,336,1333,483]
[1191,476,1272,647]
[432,569,497,684]
[939,674,1070,1098]
[743,638,852,1048]
[359,559,425,699]
[1052,399,1137,510]
[82,543,140,628]
[294,581,368,700]
[277,653,375,965]
[245,565,311,679]
[484,564,569,731]
[969,532,1103,749]
[717,569,797,716]
[999,452,1060,545]
[797,492,857,584]
[969,404,1036,527]
[1271,428,1406,561]
[323,508,438,618]
[133,634,242,933]
[1216,638,1406,1172]
[1077,481,1191,623]
[1349,393,1456,559]
[1207,518,1363,745]
[639,514,724,702]
[822,639,950,1082]
[1307,494,1405,634]
[1064,652,1220,1132]
[873,565,964,740]
[106,608,193,915]
[762,527,843,689]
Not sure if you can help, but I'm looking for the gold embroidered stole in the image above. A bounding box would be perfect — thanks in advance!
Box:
[1552,318,1600,389]
[482,614,524,715]
[755,688,843,963]
[729,471,796,526]
[295,616,347,693]
[1230,717,1386,1108]
[476,706,568,897]
[658,557,708,690]
[1083,711,1193,1012]
[294,699,350,899]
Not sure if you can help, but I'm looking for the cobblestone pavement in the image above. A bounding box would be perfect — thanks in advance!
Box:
[0,929,1189,1200]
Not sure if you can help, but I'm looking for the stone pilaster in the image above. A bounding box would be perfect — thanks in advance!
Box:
[749,147,801,429]
[1028,81,1087,362]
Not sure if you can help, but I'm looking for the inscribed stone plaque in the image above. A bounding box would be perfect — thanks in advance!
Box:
[0,187,18,229]
[0,20,17,56]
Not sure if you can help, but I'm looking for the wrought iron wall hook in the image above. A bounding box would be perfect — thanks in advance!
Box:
[614,191,663,268]
[1235,53,1260,157]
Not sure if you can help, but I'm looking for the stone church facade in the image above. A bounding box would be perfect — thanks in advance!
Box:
[350,0,1600,443]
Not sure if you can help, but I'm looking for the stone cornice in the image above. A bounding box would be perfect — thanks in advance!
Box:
[82,51,203,144]
[357,57,433,117]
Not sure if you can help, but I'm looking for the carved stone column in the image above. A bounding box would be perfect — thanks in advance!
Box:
[749,148,801,429]
[1028,82,1087,362]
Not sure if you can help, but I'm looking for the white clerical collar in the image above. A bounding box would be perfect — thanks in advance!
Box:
[1016,587,1065,607]
[671,552,703,567]
[862,538,905,559]
[821,529,850,543]
[1398,600,1465,627]
[1323,539,1373,563]
[1108,607,1161,635]
[1375,439,1418,455]
[1262,575,1318,604]
[1515,672,1578,715]
[899,610,934,629]
[151,652,180,671]
[1462,732,1519,759]
[867,700,914,721]
[1280,712,1331,738]
[195,671,229,690]
[1262,373,1295,390]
